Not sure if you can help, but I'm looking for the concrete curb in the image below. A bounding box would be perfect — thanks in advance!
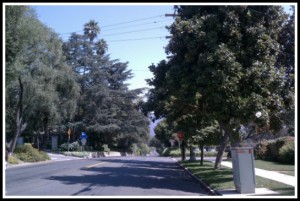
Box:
[174,159,222,196]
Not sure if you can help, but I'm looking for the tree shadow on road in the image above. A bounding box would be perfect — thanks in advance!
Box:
[46,157,211,196]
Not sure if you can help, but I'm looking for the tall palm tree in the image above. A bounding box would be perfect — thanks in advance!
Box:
[95,39,108,55]
[84,20,100,42]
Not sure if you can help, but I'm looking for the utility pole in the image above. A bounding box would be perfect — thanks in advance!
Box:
[165,13,177,59]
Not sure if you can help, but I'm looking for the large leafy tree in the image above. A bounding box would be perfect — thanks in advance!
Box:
[145,5,294,169]
[63,20,149,151]
[154,119,176,147]
[5,6,79,152]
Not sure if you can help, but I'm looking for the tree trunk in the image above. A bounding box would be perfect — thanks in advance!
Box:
[9,77,28,153]
[10,110,26,153]
[180,140,186,161]
[214,133,229,169]
[41,116,49,150]
[199,143,204,166]
[214,121,230,169]
[189,145,196,161]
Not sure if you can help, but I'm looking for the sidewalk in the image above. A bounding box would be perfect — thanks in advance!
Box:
[219,160,295,187]
[175,157,296,196]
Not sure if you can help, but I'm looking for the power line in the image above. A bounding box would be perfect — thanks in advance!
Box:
[59,14,165,35]
[101,15,164,28]
[103,19,172,31]
[106,36,167,43]
[102,26,166,37]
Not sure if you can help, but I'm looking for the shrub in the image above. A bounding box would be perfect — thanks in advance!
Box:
[203,151,219,157]
[265,139,277,161]
[129,143,139,155]
[59,141,81,151]
[138,143,151,156]
[278,141,294,164]
[254,137,295,162]
[254,140,268,160]
[8,155,19,164]
[161,147,191,157]
[267,137,294,161]
[102,144,110,153]
[14,143,50,162]
[128,143,150,156]
[162,148,180,156]
[169,148,182,157]
[156,147,165,155]
[161,147,171,156]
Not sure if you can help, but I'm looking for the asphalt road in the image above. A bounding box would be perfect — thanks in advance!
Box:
[5,156,210,196]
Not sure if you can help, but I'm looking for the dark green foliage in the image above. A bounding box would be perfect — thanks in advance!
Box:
[149,137,163,147]
[5,6,148,153]
[266,137,294,161]
[144,5,294,168]
[128,143,150,156]
[5,5,80,152]
[278,141,294,164]
[254,140,269,160]
[161,147,180,157]
[154,120,175,147]
[63,20,150,151]
[254,137,294,162]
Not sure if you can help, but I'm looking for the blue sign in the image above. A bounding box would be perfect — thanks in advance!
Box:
[80,132,88,139]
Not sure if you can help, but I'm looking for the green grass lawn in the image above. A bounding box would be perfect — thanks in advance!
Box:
[254,160,295,176]
[180,160,295,196]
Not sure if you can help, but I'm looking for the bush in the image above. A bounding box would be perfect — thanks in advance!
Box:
[278,141,294,164]
[203,151,219,157]
[161,147,190,157]
[128,143,150,156]
[162,148,179,156]
[138,143,151,156]
[254,137,295,162]
[254,140,268,160]
[102,144,110,152]
[14,143,50,162]
[59,141,81,151]
[8,155,19,164]
[267,137,294,161]
[129,143,139,155]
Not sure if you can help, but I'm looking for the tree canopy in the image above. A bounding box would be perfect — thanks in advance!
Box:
[144,5,294,168]
[6,6,80,151]
[5,6,150,153]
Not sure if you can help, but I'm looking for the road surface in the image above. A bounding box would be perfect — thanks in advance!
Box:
[5,156,210,196]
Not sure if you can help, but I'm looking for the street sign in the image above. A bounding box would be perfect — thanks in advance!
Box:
[81,138,87,146]
[80,132,87,139]
[177,131,184,140]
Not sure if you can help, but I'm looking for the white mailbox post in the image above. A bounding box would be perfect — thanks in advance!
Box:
[231,147,256,194]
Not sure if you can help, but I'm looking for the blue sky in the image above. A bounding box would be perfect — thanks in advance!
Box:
[32,4,294,91]
[31,4,294,137]
[33,4,175,90]
[3,3,295,138]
